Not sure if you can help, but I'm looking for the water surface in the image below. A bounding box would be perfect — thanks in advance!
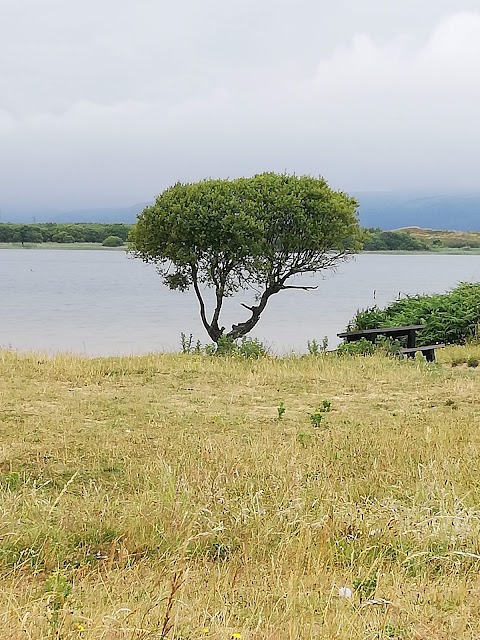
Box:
[2,250,479,355]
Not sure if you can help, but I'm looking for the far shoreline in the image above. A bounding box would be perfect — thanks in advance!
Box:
[1,243,480,255]
[0,242,126,251]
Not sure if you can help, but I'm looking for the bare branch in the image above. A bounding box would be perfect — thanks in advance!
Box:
[281,284,318,291]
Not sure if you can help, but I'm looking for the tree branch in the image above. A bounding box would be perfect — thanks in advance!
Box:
[281,284,318,291]
[228,283,282,340]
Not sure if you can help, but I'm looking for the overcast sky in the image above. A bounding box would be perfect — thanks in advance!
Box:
[1,0,480,214]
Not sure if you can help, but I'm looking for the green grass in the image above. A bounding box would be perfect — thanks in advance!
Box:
[1,348,480,638]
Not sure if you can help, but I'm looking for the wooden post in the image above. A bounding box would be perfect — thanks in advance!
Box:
[407,329,416,349]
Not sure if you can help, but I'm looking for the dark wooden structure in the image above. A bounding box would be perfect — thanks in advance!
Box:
[337,324,446,362]
[337,324,425,349]
[399,344,445,362]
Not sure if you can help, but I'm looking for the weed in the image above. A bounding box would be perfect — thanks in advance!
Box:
[277,401,286,420]
[309,399,332,427]
[352,576,377,601]
[307,336,328,355]
[384,623,407,638]
[0,471,22,491]
[297,431,312,447]
[44,570,72,635]
[180,332,194,354]
[321,399,331,412]
[309,410,324,428]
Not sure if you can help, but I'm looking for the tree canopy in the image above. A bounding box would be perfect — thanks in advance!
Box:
[129,173,364,342]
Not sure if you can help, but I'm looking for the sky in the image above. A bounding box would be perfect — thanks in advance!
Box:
[1,0,480,216]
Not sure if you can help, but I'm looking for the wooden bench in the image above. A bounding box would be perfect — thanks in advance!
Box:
[338,324,425,349]
[399,344,445,362]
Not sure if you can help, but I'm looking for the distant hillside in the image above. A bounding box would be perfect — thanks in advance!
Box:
[4,192,480,228]
[356,192,480,231]
[39,203,149,224]
[3,203,149,224]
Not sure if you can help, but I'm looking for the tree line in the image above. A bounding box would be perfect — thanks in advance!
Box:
[0,222,471,251]
[0,223,132,245]
[363,228,430,251]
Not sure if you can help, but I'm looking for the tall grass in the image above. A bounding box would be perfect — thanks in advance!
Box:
[1,349,480,638]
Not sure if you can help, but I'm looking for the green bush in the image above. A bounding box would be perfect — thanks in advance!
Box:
[337,337,400,356]
[216,336,269,358]
[102,235,124,247]
[179,334,269,358]
[363,229,429,251]
[347,282,480,346]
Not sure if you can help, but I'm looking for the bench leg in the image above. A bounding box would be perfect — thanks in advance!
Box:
[407,330,416,349]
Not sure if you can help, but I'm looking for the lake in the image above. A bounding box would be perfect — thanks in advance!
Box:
[2,250,480,355]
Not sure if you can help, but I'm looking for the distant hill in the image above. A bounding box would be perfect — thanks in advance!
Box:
[43,203,149,224]
[2,203,149,224]
[356,192,480,231]
[3,192,480,229]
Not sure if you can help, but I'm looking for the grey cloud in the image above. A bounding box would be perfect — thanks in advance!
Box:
[1,1,480,213]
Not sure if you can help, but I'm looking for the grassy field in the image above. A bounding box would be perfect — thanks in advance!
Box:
[1,347,480,639]
[398,228,480,251]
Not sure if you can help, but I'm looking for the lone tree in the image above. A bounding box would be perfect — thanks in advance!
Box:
[129,173,364,343]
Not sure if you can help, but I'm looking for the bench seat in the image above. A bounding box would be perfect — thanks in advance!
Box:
[399,344,445,362]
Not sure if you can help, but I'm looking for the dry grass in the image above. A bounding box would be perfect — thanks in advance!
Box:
[399,228,480,249]
[1,348,480,639]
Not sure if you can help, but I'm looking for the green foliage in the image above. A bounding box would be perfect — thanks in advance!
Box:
[0,472,22,491]
[180,333,197,354]
[44,570,73,633]
[348,282,480,346]
[0,222,133,244]
[320,399,331,412]
[467,356,479,368]
[236,337,269,359]
[51,231,75,243]
[179,334,268,358]
[130,173,363,342]
[352,576,377,601]
[337,338,376,356]
[307,336,329,355]
[363,228,429,251]
[309,400,331,428]
[277,402,286,420]
[215,336,269,358]
[102,235,124,247]
[337,336,401,357]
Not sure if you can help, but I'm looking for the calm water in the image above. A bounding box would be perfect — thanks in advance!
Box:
[2,250,480,355]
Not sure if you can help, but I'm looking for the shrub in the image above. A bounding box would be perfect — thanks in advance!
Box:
[216,336,269,358]
[52,231,75,243]
[179,334,269,358]
[102,235,124,247]
[337,337,400,356]
[307,337,329,355]
[347,282,480,346]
